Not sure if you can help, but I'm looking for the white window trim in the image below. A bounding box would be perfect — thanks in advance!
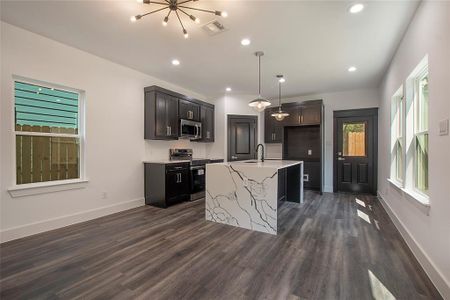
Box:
[387,178,430,215]
[389,85,405,187]
[412,66,429,197]
[388,56,430,210]
[8,75,87,195]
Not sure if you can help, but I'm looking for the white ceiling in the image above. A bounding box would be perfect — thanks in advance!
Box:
[1,0,420,99]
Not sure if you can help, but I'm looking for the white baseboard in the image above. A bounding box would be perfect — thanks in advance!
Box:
[377,192,450,299]
[0,197,145,243]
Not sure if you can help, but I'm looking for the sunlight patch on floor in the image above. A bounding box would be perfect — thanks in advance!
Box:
[368,269,396,300]
[355,198,366,207]
[357,209,371,224]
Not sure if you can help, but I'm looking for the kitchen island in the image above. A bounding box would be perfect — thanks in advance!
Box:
[205,160,303,235]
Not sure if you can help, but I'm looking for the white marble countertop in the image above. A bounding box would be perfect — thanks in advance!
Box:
[216,160,303,170]
[143,158,224,164]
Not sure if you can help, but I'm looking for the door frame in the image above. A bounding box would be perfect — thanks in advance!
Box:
[227,114,258,161]
[333,108,378,194]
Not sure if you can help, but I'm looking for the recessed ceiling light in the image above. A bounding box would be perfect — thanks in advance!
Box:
[348,66,357,72]
[172,59,180,66]
[241,38,251,46]
[226,87,232,92]
[349,3,364,14]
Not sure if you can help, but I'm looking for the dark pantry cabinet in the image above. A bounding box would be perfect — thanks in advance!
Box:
[264,99,324,193]
[144,162,190,208]
[144,85,215,142]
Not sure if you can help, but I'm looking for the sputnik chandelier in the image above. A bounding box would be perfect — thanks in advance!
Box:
[130,0,228,39]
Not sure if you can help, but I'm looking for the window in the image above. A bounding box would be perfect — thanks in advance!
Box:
[389,55,429,203]
[342,122,366,157]
[390,86,404,184]
[414,68,429,193]
[14,80,83,185]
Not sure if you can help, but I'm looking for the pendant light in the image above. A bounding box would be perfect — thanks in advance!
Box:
[248,51,271,112]
[271,75,290,121]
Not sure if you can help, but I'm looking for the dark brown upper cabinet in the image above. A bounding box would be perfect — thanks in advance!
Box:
[264,107,283,143]
[144,86,215,142]
[179,99,200,121]
[282,101,322,126]
[300,104,321,125]
[145,90,179,140]
[199,105,215,142]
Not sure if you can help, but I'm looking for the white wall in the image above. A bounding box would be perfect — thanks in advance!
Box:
[264,88,379,192]
[0,22,211,242]
[377,1,450,297]
[206,94,263,160]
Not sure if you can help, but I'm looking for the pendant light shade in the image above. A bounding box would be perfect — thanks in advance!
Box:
[271,75,289,121]
[249,51,271,112]
[249,97,271,112]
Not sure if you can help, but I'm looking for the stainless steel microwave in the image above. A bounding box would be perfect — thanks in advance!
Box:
[180,119,202,140]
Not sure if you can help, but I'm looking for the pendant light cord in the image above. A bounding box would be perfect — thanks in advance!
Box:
[278,81,282,111]
[258,55,261,96]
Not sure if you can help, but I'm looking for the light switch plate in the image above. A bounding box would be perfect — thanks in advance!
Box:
[439,119,449,136]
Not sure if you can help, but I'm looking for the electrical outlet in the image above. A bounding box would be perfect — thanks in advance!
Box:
[439,119,449,136]
[308,149,312,155]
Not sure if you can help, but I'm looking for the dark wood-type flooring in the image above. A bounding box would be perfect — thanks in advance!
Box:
[0,191,442,299]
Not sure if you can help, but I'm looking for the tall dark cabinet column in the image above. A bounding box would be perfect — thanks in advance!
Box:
[264,99,324,193]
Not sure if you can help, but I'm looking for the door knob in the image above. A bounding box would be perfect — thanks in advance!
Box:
[231,155,237,160]
[338,157,345,161]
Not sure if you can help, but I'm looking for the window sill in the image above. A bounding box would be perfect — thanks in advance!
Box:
[387,178,430,215]
[8,179,88,198]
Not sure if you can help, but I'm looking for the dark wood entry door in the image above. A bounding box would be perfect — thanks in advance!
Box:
[228,115,257,161]
[334,108,378,194]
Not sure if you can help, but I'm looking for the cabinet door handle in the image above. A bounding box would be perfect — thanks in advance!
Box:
[167,126,170,136]
[298,115,301,123]
[301,115,304,123]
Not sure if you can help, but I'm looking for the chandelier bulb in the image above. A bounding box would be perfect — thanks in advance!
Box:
[162,16,168,26]
[183,29,189,39]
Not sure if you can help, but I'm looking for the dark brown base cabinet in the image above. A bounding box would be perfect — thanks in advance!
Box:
[145,162,190,208]
[144,86,215,142]
[264,100,325,193]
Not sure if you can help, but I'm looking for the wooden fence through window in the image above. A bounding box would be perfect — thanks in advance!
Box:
[16,125,79,184]
[346,132,365,156]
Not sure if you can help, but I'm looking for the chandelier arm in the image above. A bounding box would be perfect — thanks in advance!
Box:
[175,10,186,31]
[178,5,215,14]
[144,1,170,5]
[177,0,194,5]
[178,8,191,18]
[165,9,172,18]
[141,6,170,18]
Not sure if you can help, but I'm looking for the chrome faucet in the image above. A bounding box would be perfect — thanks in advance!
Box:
[256,144,265,162]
